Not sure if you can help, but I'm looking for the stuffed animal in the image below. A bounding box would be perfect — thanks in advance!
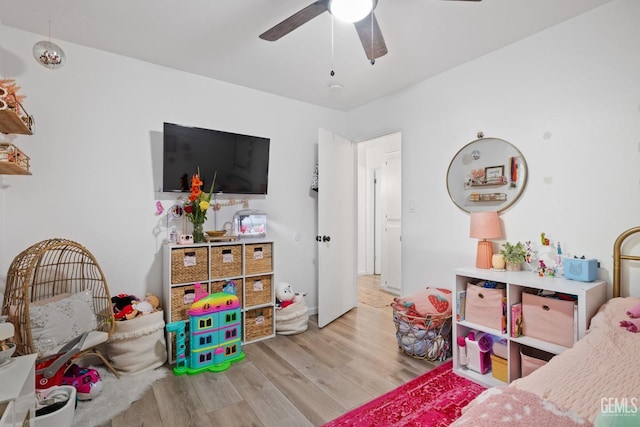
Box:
[275,282,307,310]
[133,293,161,315]
[112,293,139,320]
[145,293,160,310]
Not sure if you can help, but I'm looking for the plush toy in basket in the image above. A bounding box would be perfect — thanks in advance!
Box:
[107,292,167,374]
[275,282,309,335]
[391,287,453,361]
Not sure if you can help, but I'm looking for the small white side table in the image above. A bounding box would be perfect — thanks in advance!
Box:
[0,353,37,427]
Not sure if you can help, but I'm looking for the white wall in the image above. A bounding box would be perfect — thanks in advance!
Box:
[2,0,639,312]
[345,0,640,298]
[0,26,347,310]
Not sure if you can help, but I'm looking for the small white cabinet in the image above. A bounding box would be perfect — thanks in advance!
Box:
[0,353,36,427]
[453,267,606,387]
[163,240,275,364]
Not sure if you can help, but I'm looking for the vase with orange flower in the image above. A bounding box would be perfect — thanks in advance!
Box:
[183,170,216,243]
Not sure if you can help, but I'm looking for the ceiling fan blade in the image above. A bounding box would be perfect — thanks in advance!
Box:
[354,12,388,60]
[259,1,329,41]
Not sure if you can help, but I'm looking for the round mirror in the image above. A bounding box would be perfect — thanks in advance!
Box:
[446,136,527,213]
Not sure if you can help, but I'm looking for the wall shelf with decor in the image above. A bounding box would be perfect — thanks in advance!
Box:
[453,267,606,388]
[162,240,275,364]
[467,193,507,202]
[1,81,34,175]
[465,178,507,188]
[0,143,31,175]
[0,109,33,135]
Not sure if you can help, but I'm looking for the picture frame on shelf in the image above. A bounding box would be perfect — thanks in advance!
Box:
[485,165,504,180]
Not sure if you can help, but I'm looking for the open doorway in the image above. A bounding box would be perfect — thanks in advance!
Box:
[357,132,402,302]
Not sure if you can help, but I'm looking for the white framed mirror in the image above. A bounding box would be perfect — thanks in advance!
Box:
[446,136,527,213]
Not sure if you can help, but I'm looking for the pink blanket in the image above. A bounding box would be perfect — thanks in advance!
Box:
[455,297,640,425]
[510,297,640,422]
[451,387,592,426]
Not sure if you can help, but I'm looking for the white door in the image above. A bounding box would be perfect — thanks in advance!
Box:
[381,151,401,294]
[318,128,357,328]
[373,168,382,274]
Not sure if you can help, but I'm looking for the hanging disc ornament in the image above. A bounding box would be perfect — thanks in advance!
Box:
[33,41,66,69]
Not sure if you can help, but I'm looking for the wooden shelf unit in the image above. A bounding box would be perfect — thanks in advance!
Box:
[163,240,275,364]
[453,267,606,387]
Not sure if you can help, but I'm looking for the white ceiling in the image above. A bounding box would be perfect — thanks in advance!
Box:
[0,0,612,111]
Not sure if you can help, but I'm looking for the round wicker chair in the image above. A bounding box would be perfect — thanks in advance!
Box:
[1,238,118,376]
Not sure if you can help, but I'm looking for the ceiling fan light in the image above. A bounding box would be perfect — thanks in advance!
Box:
[329,0,374,23]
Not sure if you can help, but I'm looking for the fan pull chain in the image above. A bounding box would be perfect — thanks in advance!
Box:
[370,12,375,65]
[330,15,335,76]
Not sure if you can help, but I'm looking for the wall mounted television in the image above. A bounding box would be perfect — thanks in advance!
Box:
[162,122,270,195]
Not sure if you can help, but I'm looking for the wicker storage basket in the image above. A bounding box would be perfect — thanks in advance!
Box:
[244,307,273,342]
[245,275,272,308]
[170,283,207,322]
[393,309,452,361]
[170,247,209,284]
[210,245,242,278]
[245,243,272,275]
[210,279,243,307]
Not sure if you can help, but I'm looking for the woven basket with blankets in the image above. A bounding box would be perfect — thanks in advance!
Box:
[391,287,453,361]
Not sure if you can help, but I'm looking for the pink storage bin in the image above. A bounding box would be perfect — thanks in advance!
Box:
[520,346,553,377]
[522,293,576,347]
[464,283,506,332]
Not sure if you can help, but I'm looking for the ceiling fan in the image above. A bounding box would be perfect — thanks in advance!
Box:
[259,0,482,61]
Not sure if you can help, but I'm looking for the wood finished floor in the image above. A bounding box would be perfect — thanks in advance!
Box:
[107,276,440,427]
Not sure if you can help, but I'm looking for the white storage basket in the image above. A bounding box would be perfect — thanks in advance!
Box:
[106,310,167,374]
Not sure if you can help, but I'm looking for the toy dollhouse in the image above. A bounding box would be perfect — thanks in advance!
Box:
[166,282,244,375]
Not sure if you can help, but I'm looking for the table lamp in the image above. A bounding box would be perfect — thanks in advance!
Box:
[470,211,502,269]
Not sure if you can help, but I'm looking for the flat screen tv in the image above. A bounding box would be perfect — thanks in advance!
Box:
[162,122,270,195]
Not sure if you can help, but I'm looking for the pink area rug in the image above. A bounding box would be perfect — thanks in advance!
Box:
[323,361,485,427]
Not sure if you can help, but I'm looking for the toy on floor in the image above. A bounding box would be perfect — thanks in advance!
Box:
[275,282,309,335]
[275,282,307,309]
[165,281,245,375]
[62,364,104,400]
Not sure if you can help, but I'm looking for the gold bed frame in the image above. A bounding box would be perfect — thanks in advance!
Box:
[613,226,640,298]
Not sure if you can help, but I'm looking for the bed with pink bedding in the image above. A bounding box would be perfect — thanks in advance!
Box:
[452,227,640,426]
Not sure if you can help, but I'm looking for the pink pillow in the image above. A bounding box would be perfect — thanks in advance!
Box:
[627,303,640,318]
[391,287,452,316]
